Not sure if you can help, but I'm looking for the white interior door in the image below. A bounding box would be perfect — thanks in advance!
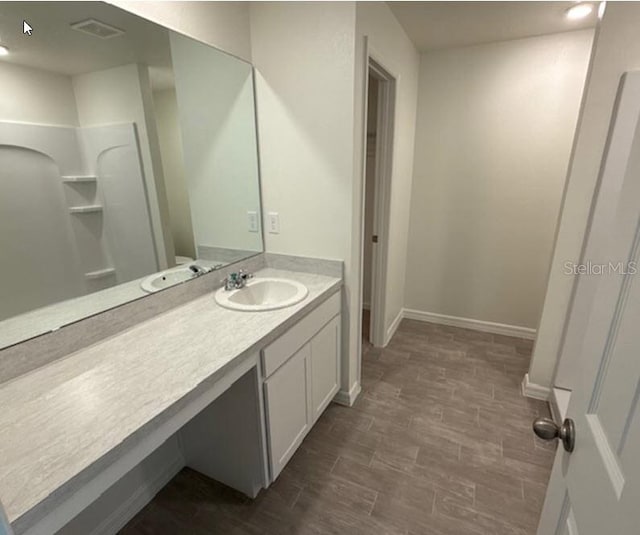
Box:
[537,72,640,535]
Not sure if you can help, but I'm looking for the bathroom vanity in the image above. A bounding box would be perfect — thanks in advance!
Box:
[0,265,342,535]
[0,3,345,534]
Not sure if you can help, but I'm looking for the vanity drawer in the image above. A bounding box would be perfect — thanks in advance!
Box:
[262,291,340,378]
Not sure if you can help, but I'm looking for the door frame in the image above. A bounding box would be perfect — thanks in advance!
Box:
[357,48,396,355]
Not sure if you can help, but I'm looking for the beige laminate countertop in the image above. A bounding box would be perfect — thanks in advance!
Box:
[0,268,341,531]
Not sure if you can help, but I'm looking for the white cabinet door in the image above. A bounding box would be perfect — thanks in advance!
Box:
[537,72,640,535]
[310,316,340,422]
[264,344,311,480]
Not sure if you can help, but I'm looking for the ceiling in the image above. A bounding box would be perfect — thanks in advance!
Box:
[388,1,599,52]
[0,2,172,73]
[0,2,174,88]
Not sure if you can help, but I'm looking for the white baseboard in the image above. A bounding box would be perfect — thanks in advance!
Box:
[521,373,551,401]
[402,308,537,340]
[333,382,361,407]
[550,387,572,422]
[384,308,404,346]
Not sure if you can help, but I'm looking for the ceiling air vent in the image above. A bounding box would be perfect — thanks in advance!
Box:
[70,19,124,39]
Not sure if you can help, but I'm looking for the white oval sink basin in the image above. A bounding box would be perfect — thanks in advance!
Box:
[215,277,308,311]
[141,267,195,293]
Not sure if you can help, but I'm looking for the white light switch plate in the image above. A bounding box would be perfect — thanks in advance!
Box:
[268,212,280,234]
[247,211,258,232]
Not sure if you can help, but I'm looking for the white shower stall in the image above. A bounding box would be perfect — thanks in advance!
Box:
[0,58,172,321]
[0,120,158,320]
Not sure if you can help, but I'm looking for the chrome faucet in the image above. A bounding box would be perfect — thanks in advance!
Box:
[222,270,253,291]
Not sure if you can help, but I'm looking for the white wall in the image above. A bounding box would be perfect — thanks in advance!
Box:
[109,0,252,62]
[73,64,174,268]
[531,4,640,391]
[171,32,262,255]
[250,3,355,260]
[153,89,195,258]
[405,30,594,331]
[250,2,357,395]
[250,2,419,399]
[0,62,78,125]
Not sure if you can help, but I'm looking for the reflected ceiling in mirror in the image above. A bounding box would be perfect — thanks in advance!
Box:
[0,2,263,349]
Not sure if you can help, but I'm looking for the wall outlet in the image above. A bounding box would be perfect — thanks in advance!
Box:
[247,211,258,232]
[267,212,280,234]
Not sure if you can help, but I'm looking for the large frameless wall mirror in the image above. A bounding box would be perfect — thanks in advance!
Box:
[0,2,263,349]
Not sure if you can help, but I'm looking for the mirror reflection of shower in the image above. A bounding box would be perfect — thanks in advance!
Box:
[0,1,263,349]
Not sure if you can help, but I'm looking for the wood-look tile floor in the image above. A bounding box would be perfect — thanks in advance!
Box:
[121,318,554,535]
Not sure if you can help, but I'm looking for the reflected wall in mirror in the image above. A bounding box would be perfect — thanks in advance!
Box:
[0,2,263,349]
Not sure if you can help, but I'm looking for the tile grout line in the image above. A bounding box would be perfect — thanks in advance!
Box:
[368,490,379,516]
[289,485,304,509]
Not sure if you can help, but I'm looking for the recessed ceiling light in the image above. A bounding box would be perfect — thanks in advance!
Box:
[0,46,9,56]
[566,3,594,20]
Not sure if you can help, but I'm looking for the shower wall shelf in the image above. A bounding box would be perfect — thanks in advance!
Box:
[62,175,98,183]
[69,205,103,214]
[84,268,116,280]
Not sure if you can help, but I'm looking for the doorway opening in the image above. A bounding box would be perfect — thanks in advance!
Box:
[359,57,396,361]
[362,73,378,353]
